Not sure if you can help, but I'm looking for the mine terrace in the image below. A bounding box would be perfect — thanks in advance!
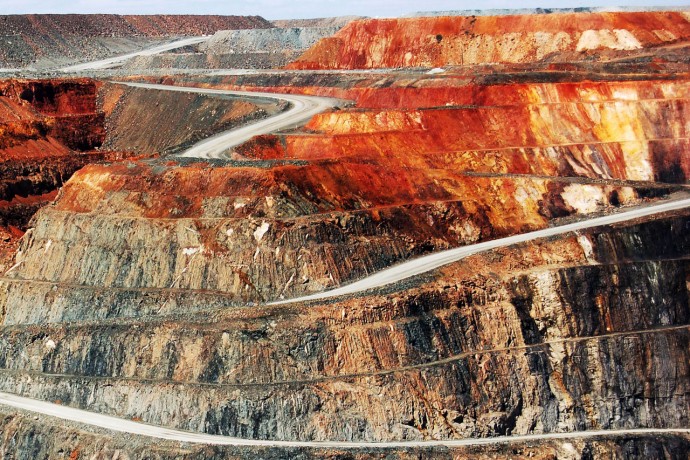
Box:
[0,7,688,459]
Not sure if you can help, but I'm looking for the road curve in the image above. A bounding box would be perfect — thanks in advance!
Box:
[116,82,342,159]
[269,196,690,305]
[0,391,687,448]
[59,37,210,72]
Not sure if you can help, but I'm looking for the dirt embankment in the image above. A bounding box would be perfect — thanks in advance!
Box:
[288,11,690,69]
[98,83,284,155]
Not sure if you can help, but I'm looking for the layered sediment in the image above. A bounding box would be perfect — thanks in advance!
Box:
[288,12,690,69]
[0,78,127,271]
[1,207,688,443]
[0,10,689,459]
[0,70,687,449]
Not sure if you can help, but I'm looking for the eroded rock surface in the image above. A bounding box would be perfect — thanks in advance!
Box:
[99,82,284,155]
[0,10,688,460]
[288,12,690,69]
[0,78,132,271]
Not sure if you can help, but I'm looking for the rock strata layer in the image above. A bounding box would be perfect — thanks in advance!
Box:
[288,12,690,69]
[0,78,129,271]
[0,10,689,459]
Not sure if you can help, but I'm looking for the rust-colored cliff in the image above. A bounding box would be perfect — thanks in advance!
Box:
[0,79,125,270]
[289,12,690,69]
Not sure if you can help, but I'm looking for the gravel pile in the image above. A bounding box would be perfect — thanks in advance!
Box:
[272,16,363,28]
[199,27,341,55]
[123,51,302,70]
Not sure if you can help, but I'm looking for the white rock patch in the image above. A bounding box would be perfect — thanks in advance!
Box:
[562,184,606,214]
[253,221,270,242]
[577,234,596,263]
[576,29,642,52]
[182,246,204,256]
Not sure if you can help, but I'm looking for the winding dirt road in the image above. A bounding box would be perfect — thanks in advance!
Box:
[117,81,342,159]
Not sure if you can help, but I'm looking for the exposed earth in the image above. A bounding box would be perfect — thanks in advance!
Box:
[0,8,689,459]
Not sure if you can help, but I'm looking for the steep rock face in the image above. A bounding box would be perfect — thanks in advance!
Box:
[0,74,686,446]
[0,78,125,271]
[0,79,104,153]
[0,14,689,456]
[168,75,690,184]
[2,408,689,460]
[288,12,690,69]
[0,147,667,316]
[1,211,688,443]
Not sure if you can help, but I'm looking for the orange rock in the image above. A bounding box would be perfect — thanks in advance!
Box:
[288,12,690,69]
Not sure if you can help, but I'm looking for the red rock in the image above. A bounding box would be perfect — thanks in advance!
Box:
[288,12,690,69]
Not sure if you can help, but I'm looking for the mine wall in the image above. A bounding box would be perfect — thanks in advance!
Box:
[0,213,687,442]
[0,157,669,310]
[288,12,690,69]
[0,79,115,270]
[2,407,689,459]
[0,68,687,452]
[0,10,688,458]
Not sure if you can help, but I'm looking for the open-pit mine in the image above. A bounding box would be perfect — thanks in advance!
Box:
[0,7,689,460]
